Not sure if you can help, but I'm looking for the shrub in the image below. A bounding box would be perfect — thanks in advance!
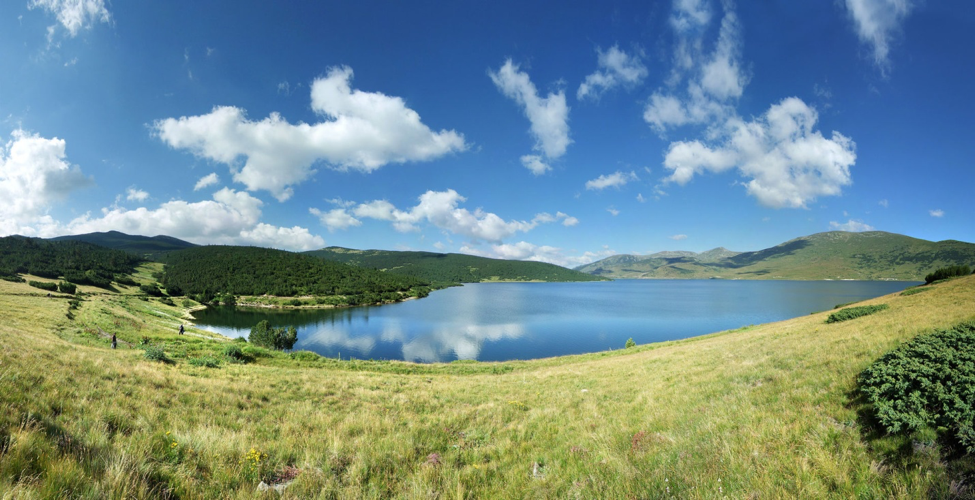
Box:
[858,322,975,453]
[248,320,298,350]
[0,274,25,283]
[140,284,164,297]
[28,281,58,292]
[900,287,931,297]
[114,275,138,287]
[223,344,245,361]
[924,265,972,284]
[57,281,77,294]
[625,338,636,349]
[159,297,175,306]
[188,356,220,368]
[825,304,889,324]
[289,350,320,362]
[142,346,170,363]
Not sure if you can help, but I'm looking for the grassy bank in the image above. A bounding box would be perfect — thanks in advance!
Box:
[1,274,973,498]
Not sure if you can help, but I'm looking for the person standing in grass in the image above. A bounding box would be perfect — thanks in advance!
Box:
[178,324,184,335]
[111,333,117,349]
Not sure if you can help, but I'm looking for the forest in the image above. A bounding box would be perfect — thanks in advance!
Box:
[0,236,141,287]
[160,246,430,300]
[305,247,605,286]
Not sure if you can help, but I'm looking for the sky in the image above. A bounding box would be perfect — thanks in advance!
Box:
[1,0,973,267]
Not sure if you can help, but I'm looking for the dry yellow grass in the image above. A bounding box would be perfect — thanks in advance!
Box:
[1,275,973,498]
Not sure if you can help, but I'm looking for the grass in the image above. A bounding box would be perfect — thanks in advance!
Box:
[1,269,974,498]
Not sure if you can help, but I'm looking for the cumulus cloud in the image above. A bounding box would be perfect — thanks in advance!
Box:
[577,45,648,100]
[662,97,856,208]
[153,66,467,201]
[607,207,620,216]
[520,154,552,176]
[843,0,917,75]
[644,0,747,133]
[125,186,149,202]
[0,129,92,236]
[194,172,219,191]
[670,234,688,240]
[585,170,639,191]
[313,190,573,244]
[309,207,362,232]
[63,188,323,250]
[490,59,571,174]
[29,0,111,39]
[460,241,616,268]
[929,209,944,218]
[829,219,875,232]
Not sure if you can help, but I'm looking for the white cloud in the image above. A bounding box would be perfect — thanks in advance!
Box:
[309,207,362,232]
[153,66,468,201]
[29,0,111,39]
[586,170,639,191]
[636,193,646,203]
[490,59,571,167]
[62,188,323,251]
[878,198,888,208]
[325,197,355,208]
[125,186,149,202]
[194,172,219,191]
[843,0,917,74]
[663,97,856,209]
[460,241,616,268]
[929,209,944,218]
[319,190,569,244]
[644,1,747,133]
[432,241,445,251]
[607,207,620,216]
[670,234,688,241]
[829,219,875,232]
[520,154,552,176]
[577,45,648,100]
[0,129,92,236]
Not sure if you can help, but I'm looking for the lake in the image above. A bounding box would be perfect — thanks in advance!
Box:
[192,280,917,363]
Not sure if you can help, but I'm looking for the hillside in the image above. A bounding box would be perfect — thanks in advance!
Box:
[160,246,430,303]
[577,231,975,280]
[0,235,141,287]
[1,261,973,497]
[305,247,606,284]
[51,230,198,260]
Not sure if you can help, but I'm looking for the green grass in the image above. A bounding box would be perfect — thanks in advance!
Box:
[1,269,974,498]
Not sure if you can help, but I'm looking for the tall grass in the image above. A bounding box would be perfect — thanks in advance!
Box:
[0,273,973,497]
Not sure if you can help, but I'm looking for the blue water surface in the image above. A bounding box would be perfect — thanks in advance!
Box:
[192,279,917,363]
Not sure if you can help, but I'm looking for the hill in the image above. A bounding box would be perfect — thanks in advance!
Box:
[1,260,973,496]
[160,245,430,304]
[0,235,141,287]
[305,247,606,285]
[51,230,197,260]
[576,231,975,280]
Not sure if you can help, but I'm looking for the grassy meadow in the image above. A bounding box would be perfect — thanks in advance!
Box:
[1,271,974,498]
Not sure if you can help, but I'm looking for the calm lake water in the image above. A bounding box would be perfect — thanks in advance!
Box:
[192,280,917,363]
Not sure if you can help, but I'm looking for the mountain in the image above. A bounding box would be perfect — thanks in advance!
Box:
[0,235,141,287]
[305,247,607,285]
[575,231,975,281]
[51,231,197,260]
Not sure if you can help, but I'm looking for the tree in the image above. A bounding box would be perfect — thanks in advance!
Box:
[625,338,636,349]
[249,320,298,350]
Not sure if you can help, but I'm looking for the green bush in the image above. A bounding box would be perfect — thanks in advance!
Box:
[858,322,975,453]
[223,344,245,361]
[188,356,220,368]
[625,338,636,349]
[140,284,164,297]
[248,320,298,350]
[159,297,175,306]
[57,281,77,294]
[28,280,58,292]
[900,287,931,297]
[924,265,971,284]
[289,350,321,362]
[142,346,170,363]
[1,274,25,283]
[825,304,889,324]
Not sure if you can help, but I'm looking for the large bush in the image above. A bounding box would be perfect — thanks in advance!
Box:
[858,322,975,453]
[58,281,77,294]
[248,320,298,351]
[924,265,972,284]
[825,304,888,324]
[28,280,58,292]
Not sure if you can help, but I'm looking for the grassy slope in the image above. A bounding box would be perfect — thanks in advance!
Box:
[1,272,974,498]
[578,231,975,280]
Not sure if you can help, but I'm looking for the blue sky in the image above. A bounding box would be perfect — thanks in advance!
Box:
[1,0,972,267]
